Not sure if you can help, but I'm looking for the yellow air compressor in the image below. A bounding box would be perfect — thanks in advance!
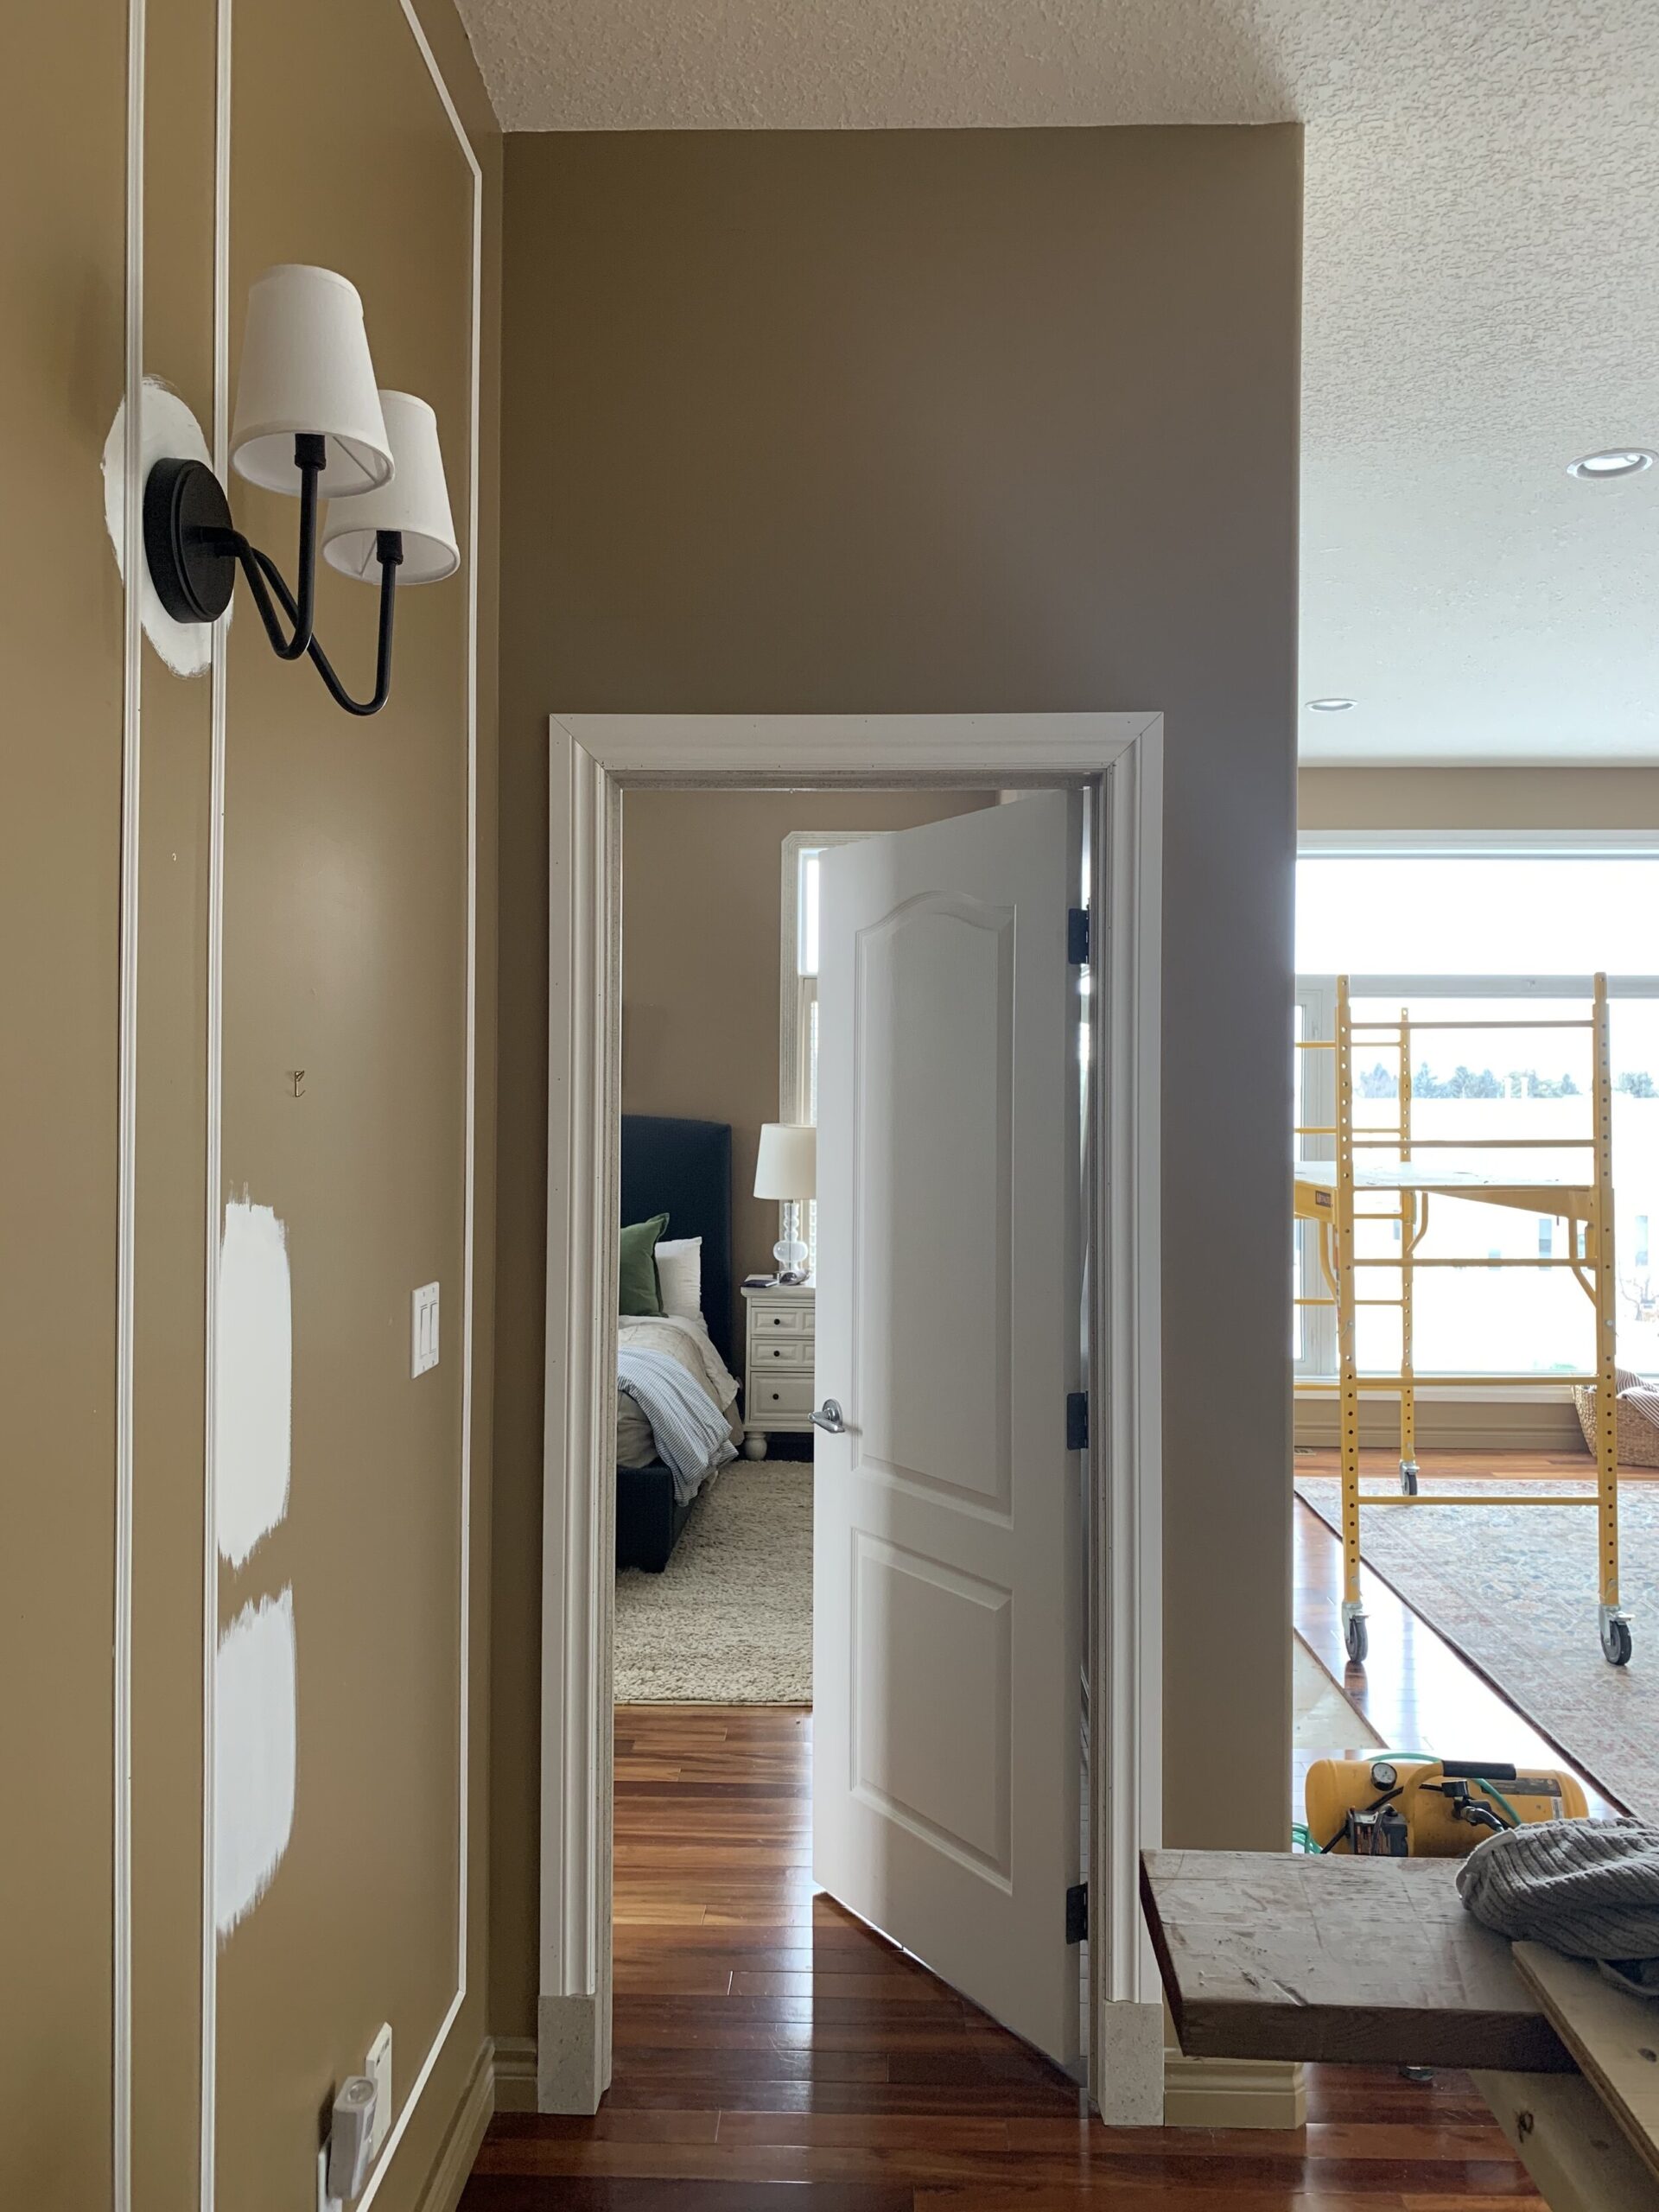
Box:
[1304,1756,1590,1858]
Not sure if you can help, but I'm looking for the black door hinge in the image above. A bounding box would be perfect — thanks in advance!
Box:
[1065,1882,1088,1945]
[1066,1391,1089,1452]
[1067,906,1090,964]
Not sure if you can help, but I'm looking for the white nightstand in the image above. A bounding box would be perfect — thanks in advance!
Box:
[740,1281,816,1455]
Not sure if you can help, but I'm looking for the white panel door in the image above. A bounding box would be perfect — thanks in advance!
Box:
[811,791,1084,2069]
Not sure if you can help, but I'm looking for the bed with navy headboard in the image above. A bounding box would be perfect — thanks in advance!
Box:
[616,1113,736,1571]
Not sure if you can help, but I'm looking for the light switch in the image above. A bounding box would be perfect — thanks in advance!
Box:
[365,2023,393,2159]
[411,1283,440,1377]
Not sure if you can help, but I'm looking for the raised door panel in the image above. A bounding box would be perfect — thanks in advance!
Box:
[852,894,1013,1516]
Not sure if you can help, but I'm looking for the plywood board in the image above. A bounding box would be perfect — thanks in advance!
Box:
[1515,1943,1659,2185]
[1476,2069,1659,2212]
[1141,1849,1573,2072]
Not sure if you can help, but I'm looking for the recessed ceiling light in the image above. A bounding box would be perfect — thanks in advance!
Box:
[1567,448,1655,480]
[1306,696,1355,712]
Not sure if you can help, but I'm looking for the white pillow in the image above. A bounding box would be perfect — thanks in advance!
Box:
[654,1236,702,1324]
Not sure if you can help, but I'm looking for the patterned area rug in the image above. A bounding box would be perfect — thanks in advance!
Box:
[1295,1473,1659,1817]
[615,1463,811,1703]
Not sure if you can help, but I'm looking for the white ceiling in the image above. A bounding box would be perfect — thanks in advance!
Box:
[458,0,1659,764]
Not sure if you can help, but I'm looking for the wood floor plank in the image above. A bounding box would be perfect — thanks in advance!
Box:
[714,2113,1014,2151]
[916,2193,1433,2212]
[478,2110,720,2148]
[465,2179,913,2211]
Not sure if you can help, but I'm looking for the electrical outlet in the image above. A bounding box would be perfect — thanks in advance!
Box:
[411,1282,439,1377]
[366,2023,393,2160]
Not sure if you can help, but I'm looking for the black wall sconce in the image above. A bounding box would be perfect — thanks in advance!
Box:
[143,264,458,716]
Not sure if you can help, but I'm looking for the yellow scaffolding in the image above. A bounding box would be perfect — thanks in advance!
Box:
[1294,974,1630,1669]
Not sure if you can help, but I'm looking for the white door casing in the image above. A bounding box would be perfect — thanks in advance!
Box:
[539,713,1164,2125]
[812,792,1084,2068]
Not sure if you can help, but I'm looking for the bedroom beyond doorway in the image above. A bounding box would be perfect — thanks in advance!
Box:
[609,785,1001,1709]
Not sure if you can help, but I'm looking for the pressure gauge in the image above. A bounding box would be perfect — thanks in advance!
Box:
[1370,1761,1399,1791]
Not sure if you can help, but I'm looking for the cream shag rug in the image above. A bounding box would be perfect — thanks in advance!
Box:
[614,1463,812,1703]
[616,1472,1369,1732]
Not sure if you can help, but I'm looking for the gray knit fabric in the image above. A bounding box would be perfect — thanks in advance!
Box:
[1458,1820,1659,1969]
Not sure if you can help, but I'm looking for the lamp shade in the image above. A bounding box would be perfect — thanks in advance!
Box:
[321,391,460,585]
[230,265,392,498]
[753,1122,817,1202]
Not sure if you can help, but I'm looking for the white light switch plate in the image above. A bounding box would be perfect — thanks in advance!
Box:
[411,1283,439,1377]
[366,2023,393,2160]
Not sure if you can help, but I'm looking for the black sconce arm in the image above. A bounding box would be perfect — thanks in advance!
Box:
[241,531,403,717]
[245,432,324,661]
[143,442,403,716]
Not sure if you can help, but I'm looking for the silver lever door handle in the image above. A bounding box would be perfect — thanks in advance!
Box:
[810,1398,847,1434]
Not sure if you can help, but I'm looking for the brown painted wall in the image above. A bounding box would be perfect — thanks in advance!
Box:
[0,3,499,2207]
[0,7,128,2205]
[621,790,995,1286]
[493,126,1303,2040]
[1300,766,1659,830]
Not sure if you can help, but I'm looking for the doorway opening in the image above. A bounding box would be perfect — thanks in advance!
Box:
[537,714,1164,2125]
[611,785,1085,2060]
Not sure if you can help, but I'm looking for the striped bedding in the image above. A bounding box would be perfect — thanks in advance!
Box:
[615,1313,742,1501]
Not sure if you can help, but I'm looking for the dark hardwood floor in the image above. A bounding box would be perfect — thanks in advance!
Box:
[462,1696,1541,2208]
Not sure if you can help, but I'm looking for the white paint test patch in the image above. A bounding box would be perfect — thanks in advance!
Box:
[101,377,227,677]
[214,1587,296,1937]
[216,1198,292,1568]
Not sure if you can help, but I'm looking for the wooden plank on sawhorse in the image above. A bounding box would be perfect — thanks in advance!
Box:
[1141,1848,1573,2071]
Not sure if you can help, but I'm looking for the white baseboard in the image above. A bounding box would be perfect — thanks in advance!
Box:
[415,2037,495,2212]
[492,2034,539,2114]
[1163,2053,1306,2130]
[1295,1395,1581,1454]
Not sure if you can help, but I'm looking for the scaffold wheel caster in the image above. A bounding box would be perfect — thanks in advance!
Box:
[1344,1612,1369,1665]
[1601,1613,1632,1668]
[1400,1463,1419,1497]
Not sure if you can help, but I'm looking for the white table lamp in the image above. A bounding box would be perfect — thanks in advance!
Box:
[754,1122,817,1284]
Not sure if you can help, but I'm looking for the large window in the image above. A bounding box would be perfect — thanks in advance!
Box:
[1295,846,1659,1382]
[780,833,868,1274]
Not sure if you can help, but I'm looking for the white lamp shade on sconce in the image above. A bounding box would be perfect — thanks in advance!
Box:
[321,391,460,585]
[230,265,393,498]
[753,1122,817,1202]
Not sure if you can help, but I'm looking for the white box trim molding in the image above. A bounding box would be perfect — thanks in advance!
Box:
[188,9,484,2211]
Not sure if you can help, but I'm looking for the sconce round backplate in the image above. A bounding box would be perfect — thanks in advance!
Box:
[143,455,238,625]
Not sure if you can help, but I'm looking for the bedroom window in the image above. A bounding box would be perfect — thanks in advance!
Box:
[1295,842,1659,1383]
[780,832,867,1275]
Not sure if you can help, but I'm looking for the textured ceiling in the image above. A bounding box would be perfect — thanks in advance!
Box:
[459,0,1659,763]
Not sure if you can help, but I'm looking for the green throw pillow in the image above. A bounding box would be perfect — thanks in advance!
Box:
[618,1213,669,1316]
